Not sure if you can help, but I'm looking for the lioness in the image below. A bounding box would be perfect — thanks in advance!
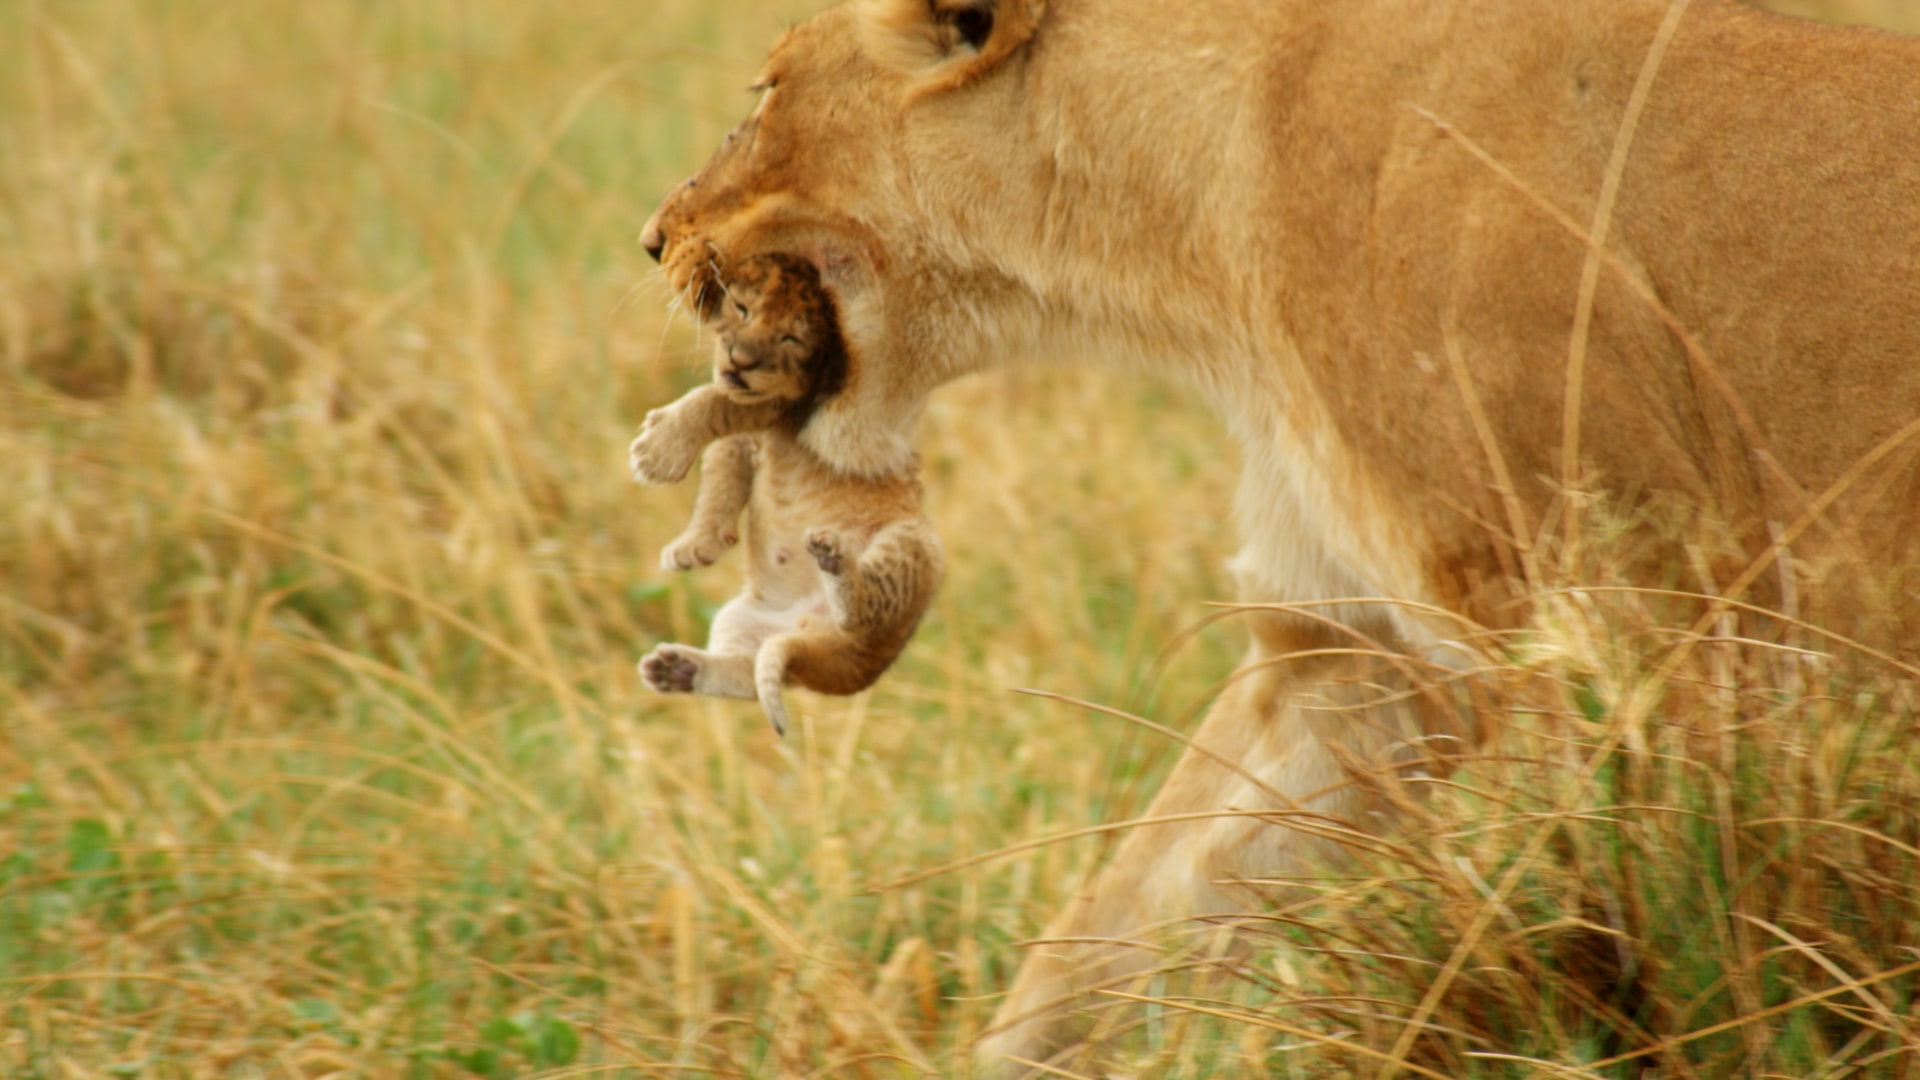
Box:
[632,253,943,737]
[638,0,1920,1070]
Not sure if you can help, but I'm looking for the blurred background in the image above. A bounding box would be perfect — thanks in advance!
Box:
[2,1,1914,1076]
[0,1,1239,1074]
[1761,0,1920,24]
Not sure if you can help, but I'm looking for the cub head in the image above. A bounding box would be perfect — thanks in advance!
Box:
[709,253,847,412]
[640,0,1053,472]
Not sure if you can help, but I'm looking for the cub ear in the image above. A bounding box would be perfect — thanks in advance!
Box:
[857,0,1047,90]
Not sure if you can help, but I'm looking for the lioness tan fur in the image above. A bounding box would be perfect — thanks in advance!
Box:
[638,0,1920,1070]
[632,254,943,737]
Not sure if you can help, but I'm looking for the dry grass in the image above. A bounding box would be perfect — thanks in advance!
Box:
[1067,581,1920,1079]
[1,1,1914,1077]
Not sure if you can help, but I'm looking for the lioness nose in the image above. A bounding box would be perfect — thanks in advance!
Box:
[640,215,666,262]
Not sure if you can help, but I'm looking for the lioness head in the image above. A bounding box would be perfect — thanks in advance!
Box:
[642,0,1053,472]
[708,253,847,411]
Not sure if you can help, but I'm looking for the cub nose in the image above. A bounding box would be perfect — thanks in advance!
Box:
[723,353,762,389]
[639,215,666,262]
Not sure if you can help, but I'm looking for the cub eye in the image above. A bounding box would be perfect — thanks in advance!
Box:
[781,334,804,347]
[733,301,750,319]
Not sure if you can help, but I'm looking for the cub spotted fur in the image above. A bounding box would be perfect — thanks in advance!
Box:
[632,254,941,735]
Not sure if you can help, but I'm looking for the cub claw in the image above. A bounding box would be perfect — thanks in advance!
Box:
[639,645,700,693]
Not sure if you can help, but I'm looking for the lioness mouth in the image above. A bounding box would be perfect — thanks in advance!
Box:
[723,370,750,391]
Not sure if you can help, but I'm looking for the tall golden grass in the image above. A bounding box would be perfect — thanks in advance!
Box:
[1,1,1913,1077]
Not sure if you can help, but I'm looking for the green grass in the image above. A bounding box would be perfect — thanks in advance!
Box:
[2,1,1916,1077]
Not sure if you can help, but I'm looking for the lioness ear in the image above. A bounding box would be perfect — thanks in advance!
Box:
[857,0,1046,90]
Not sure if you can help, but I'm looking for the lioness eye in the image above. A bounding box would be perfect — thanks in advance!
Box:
[952,6,993,49]
[781,334,804,347]
[734,301,750,319]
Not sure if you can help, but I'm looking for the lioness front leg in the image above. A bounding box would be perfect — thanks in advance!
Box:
[629,384,786,486]
[976,651,1429,1076]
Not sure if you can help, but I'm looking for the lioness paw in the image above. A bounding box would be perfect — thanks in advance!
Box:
[628,408,699,485]
[639,645,701,693]
[659,528,737,572]
[805,527,847,575]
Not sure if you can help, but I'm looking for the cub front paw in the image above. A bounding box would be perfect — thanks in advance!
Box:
[639,644,701,693]
[628,409,699,485]
[805,527,847,575]
[659,528,737,572]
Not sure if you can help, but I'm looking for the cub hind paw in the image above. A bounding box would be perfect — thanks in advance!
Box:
[639,645,701,693]
[805,527,847,575]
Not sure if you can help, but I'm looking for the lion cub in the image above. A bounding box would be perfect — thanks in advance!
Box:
[629,254,942,735]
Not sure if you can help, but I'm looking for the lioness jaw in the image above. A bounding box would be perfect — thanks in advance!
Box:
[640,0,1920,1071]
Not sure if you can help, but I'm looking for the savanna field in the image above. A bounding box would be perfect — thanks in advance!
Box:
[3,1,1918,1076]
